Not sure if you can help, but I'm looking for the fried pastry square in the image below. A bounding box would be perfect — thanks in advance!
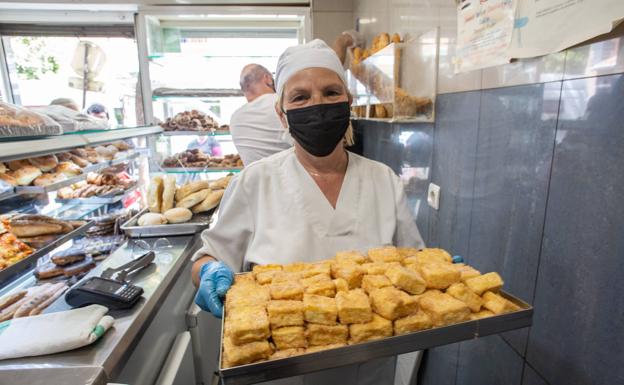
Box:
[362,262,402,275]
[469,310,495,320]
[271,271,304,283]
[305,343,346,353]
[226,284,270,311]
[458,265,482,281]
[361,274,392,294]
[283,262,310,273]
[330,262,366,289]
[335,289,373,324]
[335,250,367,264]
[255,270,282,285]
[271,326,307,349]
[446,282,483,312]
[394,310,432,335]
[267,300,304,328]
[253,264,283,276]
[367,246,403,263]
[333,278,349,293]
[227,306,271,345]
[305,323,349,346]
[270,280,304,300]
[270,348,305,360]
[418,263,461,290]
[482,291,520,314]
[419,292,470,327]
[384,265,427,294]
[349,314,393,343]
[397,247,420,258]
[305,262,332,277]
[302,275,336,297]
[234,274,256,284]
[370,287,418,320]
[415,248,452,264]
[465,272,504,295]
[222,336,272,368]
[303,294,337,325]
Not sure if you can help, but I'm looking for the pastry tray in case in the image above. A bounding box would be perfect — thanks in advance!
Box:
[218,290,533,385]
[0,220,94,285]
[120,207,213,238]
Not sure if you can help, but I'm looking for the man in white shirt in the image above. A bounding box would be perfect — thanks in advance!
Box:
[229,64,293,165]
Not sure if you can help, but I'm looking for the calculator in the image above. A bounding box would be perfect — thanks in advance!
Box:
[65,276,144,309]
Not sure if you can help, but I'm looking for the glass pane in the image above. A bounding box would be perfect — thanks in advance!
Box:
[3,36,141,128]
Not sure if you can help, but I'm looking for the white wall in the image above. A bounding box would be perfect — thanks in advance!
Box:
[312,0,354,46]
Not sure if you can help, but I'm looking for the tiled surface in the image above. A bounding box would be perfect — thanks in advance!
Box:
[418,344,459,385]
[522,364,550,385]
[481,52,566,89]
[428,91,480,254]
[526,74,624,385]
[468,83,560,352]
[456,335,524,385]
[564,36,624,79]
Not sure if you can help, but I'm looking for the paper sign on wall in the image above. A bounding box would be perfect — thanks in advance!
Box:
[455,0,518,73]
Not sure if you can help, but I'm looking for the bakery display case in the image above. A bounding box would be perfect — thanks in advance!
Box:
[347,28,439,122]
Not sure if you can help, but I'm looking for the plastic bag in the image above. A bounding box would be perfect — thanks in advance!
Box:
[0,102,63,137]
[30,105,109,133]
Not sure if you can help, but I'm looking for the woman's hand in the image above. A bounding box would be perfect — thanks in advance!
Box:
[194,261,234,317]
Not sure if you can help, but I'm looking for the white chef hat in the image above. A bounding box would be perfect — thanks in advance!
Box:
[275,39,347,98]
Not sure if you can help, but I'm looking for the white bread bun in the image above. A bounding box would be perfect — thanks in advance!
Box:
[28,155,58,172]
[13,166,43,186]
[191,189,224,213]
[137,213,167,226]
[54,162,83,177]
[161,175,177,212]
[95,145,114,160]
[7,159,32,172]
[33,172,67,187]
[209,175,233,190]
[176,188,209,209]
[175,180,210,201]
[163,207,192,224]
[147,176,164,213]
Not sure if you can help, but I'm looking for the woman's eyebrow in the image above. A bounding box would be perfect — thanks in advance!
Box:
[287,87,309,95]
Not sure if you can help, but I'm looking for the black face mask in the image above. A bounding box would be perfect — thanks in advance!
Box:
[286,101,350,157]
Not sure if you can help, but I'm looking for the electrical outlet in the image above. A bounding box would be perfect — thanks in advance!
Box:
[428,183,440,210]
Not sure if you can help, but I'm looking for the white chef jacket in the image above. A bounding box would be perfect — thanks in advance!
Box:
[193,147,424,268]
[229,93,293,166]
[193,148,424,385]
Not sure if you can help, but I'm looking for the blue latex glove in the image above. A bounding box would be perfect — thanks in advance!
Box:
[452,255,464,264]
[194,261,233,318]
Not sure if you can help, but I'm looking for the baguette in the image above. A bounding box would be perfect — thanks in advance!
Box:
[191,189,224,213]
[0,297,28,321]
[0,290,27,311]
[175,180,210,201]
[29,284,68,316]
[161,175,177,212]
[148,176,164,213]
[11,284,54,318]
[176,188,210,209]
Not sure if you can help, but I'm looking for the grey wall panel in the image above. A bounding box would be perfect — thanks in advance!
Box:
[467,83,560,353]
[526,74,624,385]
[418,344,459,385]
[428,91,481,255]
[456,335,524,385]
[522,364,550,385]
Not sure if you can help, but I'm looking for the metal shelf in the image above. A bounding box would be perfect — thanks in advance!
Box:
[0,126,162,162]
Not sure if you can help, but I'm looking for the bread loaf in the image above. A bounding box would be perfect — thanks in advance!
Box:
[176,188,209,209]
[175,180,210,201]
[163,207,193,224]
[54,162,83,177]
[0,173,17,186]
[191,189,224,213]
[161,175,177,212]
[138,212,168,226]
[7,159,32,172]
[69,155,90,167]
[28,155,58,172]
[12,165,42,186]
[33,172,67,187]
[209,175,233,190]
[147,176,164,213]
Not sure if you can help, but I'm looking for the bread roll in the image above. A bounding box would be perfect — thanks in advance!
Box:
[28,155,58,172]
[54,162,83,177]
[33,172,67,187]
[0,173,17,186]
[175,180,210,201]
[138,213,167,226]
[13,165,42,186]
[56,152,72,162]
[176,188,209,209]
[161,175,177,212]
[191,189,224,213]
[209,175,233,190]
[69,155,90,168]
[112,141,130,151]
[147,176,164,213]
[95,145,114,160]
[163,207,192,224]
[106,145,119,155]
[0,162,6,174]
[7,159,32,172]
[70,148,87,158]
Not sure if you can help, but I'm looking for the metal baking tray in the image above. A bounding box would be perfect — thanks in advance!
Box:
[120,207,213,238]
[0,220,94,285]
[14,151,141,195]
[218,290,533,385]
[55,184,138,205]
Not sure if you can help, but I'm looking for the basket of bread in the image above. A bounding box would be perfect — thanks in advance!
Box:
[121,174,232,237]
[218,246,532,383]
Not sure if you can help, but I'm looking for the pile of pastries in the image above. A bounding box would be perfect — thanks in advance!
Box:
[0,141,133,188]
[0,282,68,321]
[138,175,232,226]
[162,149,242,169]
[57,171,134,199]
[2,214,86,249]
[160,110,220,132]
[221,247,520,368]
[0,225,33,271]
